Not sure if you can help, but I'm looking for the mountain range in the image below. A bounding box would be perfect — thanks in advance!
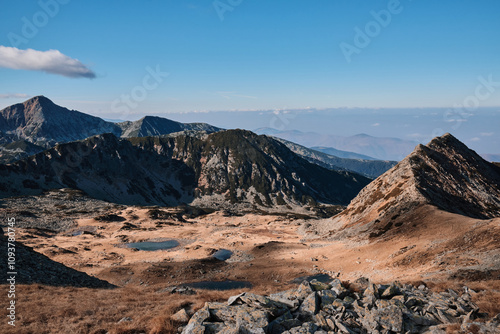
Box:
[272,137,397,178]
[0,96,220,163]
[0,129,371,211]
[255,128,419,161]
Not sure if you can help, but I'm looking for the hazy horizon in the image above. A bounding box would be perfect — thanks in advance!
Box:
[1,1,499,154]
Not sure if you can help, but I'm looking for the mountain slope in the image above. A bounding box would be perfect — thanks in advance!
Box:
[0,139,45,164]
[0,233,114,288]
[311,146,376,160]
[129,130,371,209]
[273,137,397,178]
[0,130,371,211]
[0,96,121,147]
[0,133,197,206]
[118,116,221,138]
[323,133,500,239]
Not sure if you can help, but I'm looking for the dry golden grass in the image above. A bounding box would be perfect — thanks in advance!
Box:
[0,284,242,334]
[427,279,500,317]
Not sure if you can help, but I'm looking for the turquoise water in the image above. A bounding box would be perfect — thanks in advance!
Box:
[126,240,180,251]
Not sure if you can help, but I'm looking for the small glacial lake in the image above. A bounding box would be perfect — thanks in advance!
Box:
[212,249,233,261]
[126,240,180,251]
[185,280,252,290]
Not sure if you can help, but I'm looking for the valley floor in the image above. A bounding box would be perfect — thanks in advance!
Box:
[0,193,499,333]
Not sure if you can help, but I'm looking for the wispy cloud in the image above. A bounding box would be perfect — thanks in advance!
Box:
[470,137,481,142]
[371,122,381,127]
[0,46,96,79]
[0,93,29,99]
[480,132,494,137]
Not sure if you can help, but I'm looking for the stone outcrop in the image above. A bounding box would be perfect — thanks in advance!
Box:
[180,278,499,334]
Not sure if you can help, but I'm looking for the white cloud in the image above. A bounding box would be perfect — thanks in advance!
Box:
[445,118,468,123]
[480,132,494,137]
[0,93,29,99]
[371,123,380,127]
[0,46,96,79]
[470,137,481,142]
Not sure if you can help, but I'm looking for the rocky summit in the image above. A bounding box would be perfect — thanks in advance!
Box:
[326,133,500,239]
[0,95,121,147]
[179,278,499,334]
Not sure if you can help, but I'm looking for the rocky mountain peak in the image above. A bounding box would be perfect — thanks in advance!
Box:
[25,95,54,107]
[324,133,500,239]
[0,96,122,147]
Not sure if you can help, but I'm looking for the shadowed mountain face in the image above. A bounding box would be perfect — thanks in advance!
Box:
[0,130,370,210]
[0,134,196,206]
[0,234,114,288]
[0,139,45,164]
[328,133,500,238]
[130,130,371,208]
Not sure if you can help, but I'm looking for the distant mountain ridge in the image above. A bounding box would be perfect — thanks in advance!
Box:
[254,128,418,161]
[271,137,397,178]
[311,146,377,160]
[0,130,371,212]
[0,96,221,163]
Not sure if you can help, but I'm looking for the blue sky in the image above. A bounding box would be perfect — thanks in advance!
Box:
[0,0,499,153]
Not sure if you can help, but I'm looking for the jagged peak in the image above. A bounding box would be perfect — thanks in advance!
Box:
[23,95,55,108]
[427,133,468,151]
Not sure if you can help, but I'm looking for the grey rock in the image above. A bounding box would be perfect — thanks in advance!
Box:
[381,283,400,299]
[283,322,318,334]
[181,305,210,334]
[318,290,338,309]
[295,281,315,301]
[178,277,499,334]
[330,279,349,299]
[299,292,320,318]
[171,309,190,323]
[309,279,330,291]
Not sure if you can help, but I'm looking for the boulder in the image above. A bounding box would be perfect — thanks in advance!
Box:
[298,292,319,318]
[181,304,210,334]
